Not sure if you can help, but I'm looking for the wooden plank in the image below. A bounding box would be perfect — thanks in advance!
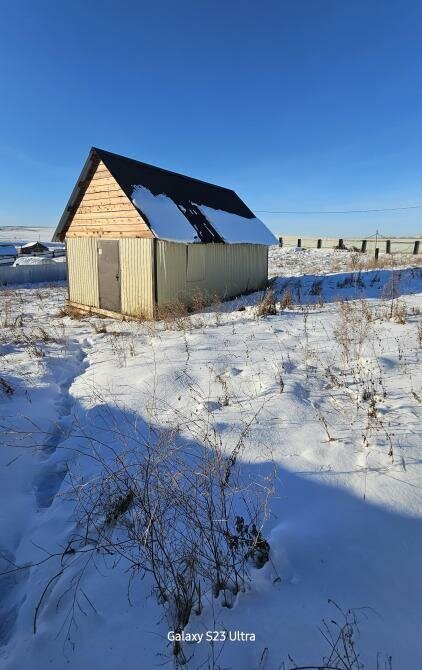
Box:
[73,210,141,221]
[68,225,151,235]
[81,193,131,204]
[66,300,151,321]
[93,163,111,174]
[82,183,124,195]
[89,175,118,186]
[77,203,137,214]
[66,158,150,239]
[72,216,145,226]
[68,231,150,239]
[66,229,153,239]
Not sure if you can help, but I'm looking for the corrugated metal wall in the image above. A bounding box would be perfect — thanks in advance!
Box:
[67,237,267,317]
[0,263,67,287]
[67,237,99,307]
[120,238,154,318]
[155,241,187,305]
[67,237,154,318]
[156,241,268,307]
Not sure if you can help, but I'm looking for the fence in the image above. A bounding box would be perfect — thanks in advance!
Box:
[277,235,422,254]
[0,263,67,287]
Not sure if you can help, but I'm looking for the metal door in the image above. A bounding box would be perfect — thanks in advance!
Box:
[97,240,121,312]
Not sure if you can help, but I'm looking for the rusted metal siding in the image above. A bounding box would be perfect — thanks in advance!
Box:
[66,237,99,307]
[156,242,268,306]
[120,238,154,318]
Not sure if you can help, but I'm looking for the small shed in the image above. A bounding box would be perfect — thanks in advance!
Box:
[53,148,277,319]
[20,241,50,255]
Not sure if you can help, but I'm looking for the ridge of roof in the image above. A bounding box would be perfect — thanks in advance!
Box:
[92,147,237,196]
[53,147,268,242]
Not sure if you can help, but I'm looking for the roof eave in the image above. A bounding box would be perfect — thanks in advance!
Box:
[52,148,99,242]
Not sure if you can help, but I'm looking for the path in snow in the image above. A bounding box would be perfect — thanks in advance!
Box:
[0,298,90,649]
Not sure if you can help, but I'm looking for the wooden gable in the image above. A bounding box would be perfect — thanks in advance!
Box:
[65,160,153,239]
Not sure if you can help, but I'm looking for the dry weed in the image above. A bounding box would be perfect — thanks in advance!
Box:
[257,289,277,317]
[279,288,294,311]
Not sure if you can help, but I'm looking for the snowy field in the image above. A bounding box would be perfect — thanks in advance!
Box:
[0,250,421,670]
[269,245,422,277]
[0,226,56,244]
[278,236,422,255]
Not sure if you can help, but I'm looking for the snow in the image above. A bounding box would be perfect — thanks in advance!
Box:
[0,227,55,244]
[197,204,278,244]
[269,244,422,277]
[13,256,55,266]
[131,185,277,244]
[131,185,198,242]
[0,249,422,670]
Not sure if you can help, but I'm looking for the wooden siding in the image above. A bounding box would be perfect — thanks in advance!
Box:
[156,242,268,307]
[66,237,99,307]
[120,238,154,319]
[65,161,153,239]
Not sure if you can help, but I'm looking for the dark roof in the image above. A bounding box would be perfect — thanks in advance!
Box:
[21,241,49,250]
[95,148,255,219]
[53,148,269,243]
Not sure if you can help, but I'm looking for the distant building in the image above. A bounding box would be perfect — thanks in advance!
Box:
[20,241,50,255]
[0,244,18,265]
[54,147,277,319]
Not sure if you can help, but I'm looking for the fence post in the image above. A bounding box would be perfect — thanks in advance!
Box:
[317,238,322,249]
[375,247,379,261]
[386,240,391,254]
[297,238,302,248]
[414,240,420,255]
[361,240,367,253]
[278,236,283,247]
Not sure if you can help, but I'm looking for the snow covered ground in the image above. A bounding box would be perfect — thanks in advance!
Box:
[0,226,56,244]
[269,245,422,278]
[0,251,421,670]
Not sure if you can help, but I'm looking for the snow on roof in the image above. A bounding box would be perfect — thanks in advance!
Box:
[13,256,55,266]
[196,205,278,245]
[21,241,49,249]
[0,244,17,256]
[131,185,277,245]
[54,148,271,242]
[131,186,198,243]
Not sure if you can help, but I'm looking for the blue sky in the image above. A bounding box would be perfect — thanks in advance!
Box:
[0,0,421,236]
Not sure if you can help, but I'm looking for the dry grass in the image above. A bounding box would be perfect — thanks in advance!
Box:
[92,321,108,334]
[257,289,277,317]
[0,376,14,396]
[346,252,422,272]
[155,291,220,330]
[279,288,294,310]
[57,304,88,320]
[333,298,373,363]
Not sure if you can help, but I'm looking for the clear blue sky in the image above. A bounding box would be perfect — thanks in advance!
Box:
[1,0,422,236]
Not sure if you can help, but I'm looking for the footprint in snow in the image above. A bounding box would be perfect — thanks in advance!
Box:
[197,400,222,413]
[33,461,68,509]
[0,547,29,647]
